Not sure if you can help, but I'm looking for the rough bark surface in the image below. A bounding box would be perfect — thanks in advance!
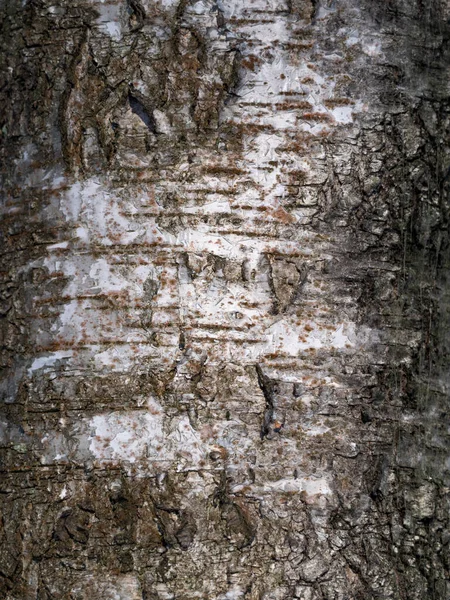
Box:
[0,0,449,598]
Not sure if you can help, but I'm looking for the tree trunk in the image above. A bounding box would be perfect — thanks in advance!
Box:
[1,1,449,598]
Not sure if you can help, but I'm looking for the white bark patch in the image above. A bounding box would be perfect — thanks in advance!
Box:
[28,351,74,375]
[87,401,206,467]
[232,475,331,498]
[94,1,124,40]
[23,1,382,500]
[71,573,142,600]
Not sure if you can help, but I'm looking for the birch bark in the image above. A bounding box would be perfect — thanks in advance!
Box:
[0,1,449,598]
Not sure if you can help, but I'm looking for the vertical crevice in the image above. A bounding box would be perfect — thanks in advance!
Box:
[256,364,275,439]
[128,93,156,132]
[127,0,146,30]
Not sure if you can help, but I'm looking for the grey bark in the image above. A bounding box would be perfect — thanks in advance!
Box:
[0,0,449,599]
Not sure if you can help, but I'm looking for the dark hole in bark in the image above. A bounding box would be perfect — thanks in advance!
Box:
[128,94,157,132]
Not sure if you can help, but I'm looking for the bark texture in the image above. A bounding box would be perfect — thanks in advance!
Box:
[0,0,449,598]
